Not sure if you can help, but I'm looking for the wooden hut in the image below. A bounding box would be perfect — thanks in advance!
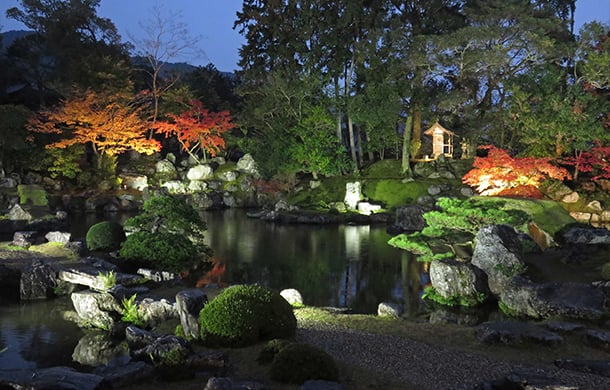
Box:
[423,122,454,159]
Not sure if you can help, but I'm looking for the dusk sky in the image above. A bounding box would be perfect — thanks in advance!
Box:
[1,0,609,73]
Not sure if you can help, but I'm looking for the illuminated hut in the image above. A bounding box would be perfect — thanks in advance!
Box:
[423,122,454,159]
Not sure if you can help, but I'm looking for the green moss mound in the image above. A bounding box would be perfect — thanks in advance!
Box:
[269,342,339,384]
[17,184,48,206]
[86,221,126,251]
[362,179,433,209]
[119,231,198,272]
[362,159,402,179]
[479,196,576,236]
[199,284,296,347]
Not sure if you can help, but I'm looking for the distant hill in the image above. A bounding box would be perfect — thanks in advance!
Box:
[1,30,235,77]
[0,30,34,51]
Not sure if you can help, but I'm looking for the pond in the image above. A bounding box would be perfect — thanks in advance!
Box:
[0,209,429,370]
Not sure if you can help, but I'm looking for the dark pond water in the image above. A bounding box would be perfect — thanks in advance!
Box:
[0,209,428,370]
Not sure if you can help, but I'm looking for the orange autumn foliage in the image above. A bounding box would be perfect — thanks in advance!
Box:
[154,99,232,162]
[462,145,571,197]
[28,91,161,167]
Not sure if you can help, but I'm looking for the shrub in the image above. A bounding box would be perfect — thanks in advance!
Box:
[199,284,296,347]
[86,221,126,251]
[269,342,339,384]
[257,338,293,363]
[119,231,198,272]
[124,195,208,254]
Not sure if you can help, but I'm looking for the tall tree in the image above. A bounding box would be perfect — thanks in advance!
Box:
[420,0,575,146]
[131,3,203,137]
[6,0,133,100]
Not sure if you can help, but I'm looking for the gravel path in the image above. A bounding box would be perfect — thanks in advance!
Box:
[297,323,610,389]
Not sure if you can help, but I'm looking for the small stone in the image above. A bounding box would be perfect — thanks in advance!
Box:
[377,302,403,318]
[281,288,303,306]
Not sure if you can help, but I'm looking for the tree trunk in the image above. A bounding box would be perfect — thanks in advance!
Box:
[365,131,374,162]
[412,108,422,158]
[402,115,413,177]
[347,115,358,172]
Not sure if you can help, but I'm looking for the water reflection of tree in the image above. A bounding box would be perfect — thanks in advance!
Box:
[203,210,409,312]
[11,299,82,368]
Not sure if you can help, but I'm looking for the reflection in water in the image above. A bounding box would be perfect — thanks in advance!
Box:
[202,210,429,315]
[0,297,82,370]
[0,209,431,371]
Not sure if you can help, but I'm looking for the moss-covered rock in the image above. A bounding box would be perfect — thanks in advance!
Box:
[269,342,339,384]
[199,284,296,347]
[86,221,126,251]
[17,184,48,206]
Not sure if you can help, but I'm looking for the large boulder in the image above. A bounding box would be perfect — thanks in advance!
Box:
[20,259,58,300]
[138,297,178,327]
[119,173,148,191]
[236,153,259,177]
[559,226,610,245]
[71,290,121,330]
[155,159,177,175]
[471,224,526,295]
[176,289,208,340]
[500,277,607,320]
[0,366,104,390]
[72,331,128,366]
[429,259,489,305]
[344,182,362,210]
[187,164,214,181]
[8,204,32,221]
[394,205,426,232]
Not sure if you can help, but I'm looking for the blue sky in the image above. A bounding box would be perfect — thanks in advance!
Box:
[1,0,608,72]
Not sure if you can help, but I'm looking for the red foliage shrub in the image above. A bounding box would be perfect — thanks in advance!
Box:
[462,145,571,197]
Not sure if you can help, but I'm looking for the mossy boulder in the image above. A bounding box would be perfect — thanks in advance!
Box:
[17,184,48,207]
[85,221,126,251]
[269,342,339,384]
[199,284,296,347]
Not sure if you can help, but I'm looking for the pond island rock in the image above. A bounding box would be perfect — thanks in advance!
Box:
[439,224,609,321]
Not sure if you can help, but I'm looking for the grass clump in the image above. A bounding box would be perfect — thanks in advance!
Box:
[121,293,144,326]
[98,270,116,289]
[269,342,339,384]
[86,221,126,251]
[199,284,296,347]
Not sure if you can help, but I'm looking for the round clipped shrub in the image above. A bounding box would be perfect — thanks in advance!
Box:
[269,342,339,384]
[86,221,126,251]
[119,231,198,272]
[199,284,296,347]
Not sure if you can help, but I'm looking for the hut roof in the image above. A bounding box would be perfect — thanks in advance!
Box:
[423,122,455,136]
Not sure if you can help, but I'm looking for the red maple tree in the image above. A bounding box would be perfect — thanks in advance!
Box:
[462,145,571,197]
[27,91,161,169]
[560,143,610,181]
[154,99,233,163]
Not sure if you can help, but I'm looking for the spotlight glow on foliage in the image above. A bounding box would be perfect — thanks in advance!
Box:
[462,145,571,197]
